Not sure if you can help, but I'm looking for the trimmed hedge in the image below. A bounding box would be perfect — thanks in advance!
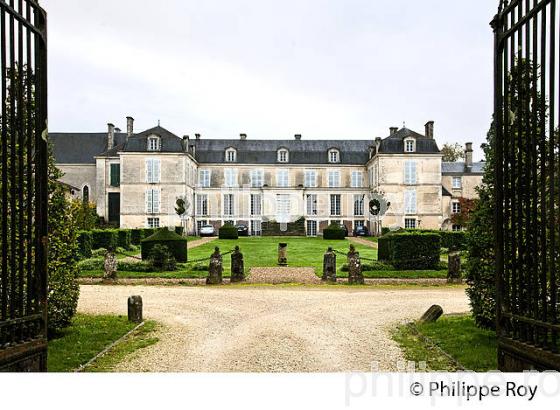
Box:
[77,231,93,258]
[440,231,467,251]
[141,228,188,262]
[131,229,144,245]
[219,223,238,239]
[117,229,132,250]
[143,228,156,239]
[378,232,441,270]
[381,227,391,236]
[175,226,184,236]
[91,229,118,250]
[323,223,345,240]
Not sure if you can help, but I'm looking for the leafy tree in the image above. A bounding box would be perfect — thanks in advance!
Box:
[70,199,100,231]
[451,197,477,227]
[441,143,465,162]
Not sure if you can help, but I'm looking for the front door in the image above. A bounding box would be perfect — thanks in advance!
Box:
[108,193,121,226]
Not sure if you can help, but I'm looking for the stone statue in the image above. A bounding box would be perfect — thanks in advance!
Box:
[347,245,364,285]
[103,247,118,281]
[206,247,223,285]
[322,247,337,283]
[230,246,245,283]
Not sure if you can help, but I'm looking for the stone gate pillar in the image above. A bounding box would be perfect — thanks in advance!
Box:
[278,243,288,266]
[447,251,462,284]
[230,246,245,283]
[322,247,337,283]
[206,247,223,285]
[347,245,364,285]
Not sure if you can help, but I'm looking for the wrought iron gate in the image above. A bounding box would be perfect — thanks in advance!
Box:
[493,0,560,371]
[0,0,48,372]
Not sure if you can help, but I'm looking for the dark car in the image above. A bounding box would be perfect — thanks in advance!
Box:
[236,224,249,236]
[353,225,370,237]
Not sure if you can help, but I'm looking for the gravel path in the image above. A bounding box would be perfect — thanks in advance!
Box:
[78,285,469,372]
[248,267,322,284]
[348,236,378,249]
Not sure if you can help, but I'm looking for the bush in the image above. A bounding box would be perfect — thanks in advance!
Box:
[92,248,107,258]
[219,223,238,239]
[175,226,184,236]
[117,260,153,272]
[77,258,103,271]
[378,232,441,270]
[77,231,93,258]
[342,260,394,272]
[143,228,156,239]
[148,244,177,271]
[91,229,118,250]
[440,231,468,251]
[381,227,391,236]
[131,229,144,245]
[117,229,132,250]
[323,223,346,240]
[141,228,188,262]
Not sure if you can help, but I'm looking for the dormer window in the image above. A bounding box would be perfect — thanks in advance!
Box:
[404,139,415,153]
[225,147,237,162]
[148,135,161,151]
[277,148,289,163]
[328,148,340,163]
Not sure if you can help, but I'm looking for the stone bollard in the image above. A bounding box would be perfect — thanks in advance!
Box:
[447,252,462,284]
[206,247,223,285]
[230,246,245,283]
[128,295,143,323]
[347,245,364,285]
[103,247,118,282]
[322,247,337,283]
[278,243,288,266]
[419,305,444,323]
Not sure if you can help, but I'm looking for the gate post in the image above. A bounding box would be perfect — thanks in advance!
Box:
[206,247,223,285]
[347,245,364,285]
[322,247,337,283]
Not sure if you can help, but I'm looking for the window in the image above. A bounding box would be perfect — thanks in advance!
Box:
[110,164,120,187]
[351,171,363,188]
[328,149,340,163]
[225,148,237,162]
[404,190,417,214]
[304,170,317,188]
[196,220,208,234]
[196,194,208,216]
[452,201,461,214]
[277,169,289,187]
[452,224,462,231]
[145,189,160,214]
[404,161,417,185]
[82,185,89,203]
[452,177,462,189]
[146,159,161,183]
[277,148,289,163]
[404,218,416,229]
[328,170,340,188]
[198,169,211,187]
[147,136,161,151]
[354,195,364,216]
[330,194,341,216]
[224,194,234,216]
[405,139,415,153]
[224,220,235,226]
[276,194,290,216]
[147,217,160,228]
[251,194,262,216]
[251,220,262,236]
[354,220,365,230]
[250,169,264,188]
[224,169,238,187]
[307,220,318,237]
[306,194,318,215]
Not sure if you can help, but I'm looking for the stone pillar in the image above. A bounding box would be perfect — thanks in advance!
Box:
[230,246,245,283]
[103,248,118,282]
[347,245,364,285]
[278,243,288,266]
[322,247,337,283]
[419,305,444,323]
[447,251,462,284]
[206,247,223,285]
[128,296,143,323]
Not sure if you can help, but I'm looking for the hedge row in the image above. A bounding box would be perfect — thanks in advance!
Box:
[219,223,238,239]
[381,228,467,251]
[323,223,346,240]
[378,232,441,270]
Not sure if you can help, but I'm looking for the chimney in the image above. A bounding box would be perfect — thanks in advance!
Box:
[182,135,189,152]
[240,133,247,140]
[126,116,134,138]
[107,123,115,150]
[425,121,434,139]
[389,127,398,135]
[294,134,302,140]
[114,127,121,134]
[195,133,201,140]
[465,142,473,169]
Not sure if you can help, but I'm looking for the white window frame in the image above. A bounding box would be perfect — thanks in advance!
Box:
[277,148,289,163]
[404,190,417,214]
[225,148,237,162]
[304,170,317,188]
[147,136,161,151]
[276,194,291,219]
[198,169,211,188]
[328,170,341,188]
[223,193,235,216]
[452,176,462,189]
[196,194,208,216]
[250,220,262,236]
[404,160,417,185]
[306,194,318,216]
[147,217,160,228]
[306,220,318,237]
[404,218,416,229]
[404,139,415,153]
[328,149,340,163]
[351,171,363,188]
[354,194,364,216]
[250,169,264,188]
[146,158,161,184]
[250,194,262,216]
[145,189,161,214]
[277,169,289,187]
[330,194,341,216]
[224,168,238,187]
[452,201,461,214]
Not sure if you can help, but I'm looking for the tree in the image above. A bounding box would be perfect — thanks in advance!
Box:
[451,197,477,227]
[441,143,465,162]
[70,199,99,231]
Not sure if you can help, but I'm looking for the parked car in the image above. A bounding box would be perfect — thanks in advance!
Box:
[199,224,216,237]
[236,224,249,236]
[353,225,370,237]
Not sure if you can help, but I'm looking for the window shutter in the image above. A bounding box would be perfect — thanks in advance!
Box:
[154,190,160,213]
[145,190,152,214]
[154,160,161,183]
[146,159,153,183]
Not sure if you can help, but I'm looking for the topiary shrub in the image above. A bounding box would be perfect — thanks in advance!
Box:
[77,230,93,258]
[219,223,238,239]
[378,232,441,270]
[143,228,156,239]
[141,228,188,262]
[91,229,118,250]
[323,223,345,240]
[175,226,184,236]
[381,227,391,236]
[117,229,132,250]
[131,229,144,245]
[148,244,177,271]
[440,231,467,251]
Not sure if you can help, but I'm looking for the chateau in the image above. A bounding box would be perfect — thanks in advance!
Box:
[51,117,484,236]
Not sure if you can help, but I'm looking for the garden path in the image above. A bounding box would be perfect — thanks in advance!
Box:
[348,237,378,249]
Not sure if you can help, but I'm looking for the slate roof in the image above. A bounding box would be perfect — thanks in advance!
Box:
[50,132,127,164]
[378,128,441,154]
[442,161,485,174]
[122,126,184,153]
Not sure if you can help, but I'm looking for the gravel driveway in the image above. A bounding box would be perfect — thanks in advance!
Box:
[78,285,469,372]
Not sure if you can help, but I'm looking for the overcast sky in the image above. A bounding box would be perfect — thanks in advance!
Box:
[42,0,497,161]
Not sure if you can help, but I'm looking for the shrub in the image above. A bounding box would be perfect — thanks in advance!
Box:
[141,228,188,262]
[77,230,93,258]
[117,260,153,272]
[378,232,441,270]
[131,229,144,245]
[92,248,107,258]
[77,258,103,271]
[323,223,345,240]
[219,223,238,239]
[117,229,132,250]
[91,229,118,250]
[192,264,208,272]
[143,228,156,239]
[175,226,184,236]
[342,261,394,272]
[440,231,468,251]
[148,244,177,271]
[381,227,391,236]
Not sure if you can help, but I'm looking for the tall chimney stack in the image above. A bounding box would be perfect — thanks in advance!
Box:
[294,134,302,140]
[126,116,134,138]
[107,123,115,150]
[425,121,434,138]
[195,133,201,140]
[389,127,398,135]
[465,142,473,170]
[240,133,247,140]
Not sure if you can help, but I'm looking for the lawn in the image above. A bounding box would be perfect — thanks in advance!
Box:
[48,313,158,372]
[393,314,498,371]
